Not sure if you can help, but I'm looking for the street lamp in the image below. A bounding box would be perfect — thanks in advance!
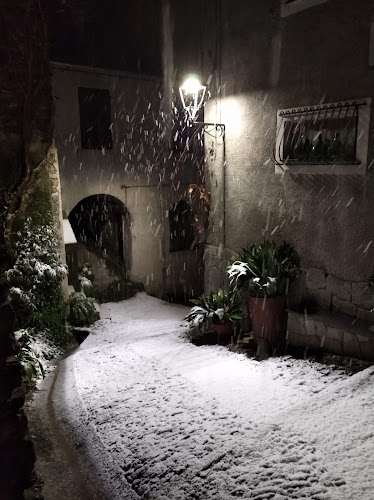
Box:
[179,75,226,247]
[179,75,207,122]
[179,74,225,134]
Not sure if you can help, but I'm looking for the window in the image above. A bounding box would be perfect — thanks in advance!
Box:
[281,0,327,17]
[78,87,113,149]
[169,200,195,252]
[275,98,370,174]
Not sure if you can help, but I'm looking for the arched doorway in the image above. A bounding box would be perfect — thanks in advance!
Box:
[68,195,130,293]
[69,194,127,262]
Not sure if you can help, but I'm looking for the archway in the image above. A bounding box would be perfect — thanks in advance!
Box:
[68,194,131,294]
[69,194,127,261]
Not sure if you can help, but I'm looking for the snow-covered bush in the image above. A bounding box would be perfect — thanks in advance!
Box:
[68,292,99,327]
[15,329,45,388]
[79,263,94,297]
[15,328,63,389]
[6,216,70,346]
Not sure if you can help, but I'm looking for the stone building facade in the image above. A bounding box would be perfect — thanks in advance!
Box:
[52,62,205,301]
[171,0,374,354]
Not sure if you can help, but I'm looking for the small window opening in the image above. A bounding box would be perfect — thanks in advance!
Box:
[78,87,113,150]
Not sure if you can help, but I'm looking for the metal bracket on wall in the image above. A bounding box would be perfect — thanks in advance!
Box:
[194,122,225,139]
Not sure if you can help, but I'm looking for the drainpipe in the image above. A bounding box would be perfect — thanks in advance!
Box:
[222,129,226,250]
[161,0,174,298]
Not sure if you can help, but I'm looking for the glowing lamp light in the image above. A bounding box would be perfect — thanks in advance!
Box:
[179,75,206,121]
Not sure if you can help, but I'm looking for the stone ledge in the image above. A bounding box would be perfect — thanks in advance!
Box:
[287,310,374,361]
[332,296,357,317]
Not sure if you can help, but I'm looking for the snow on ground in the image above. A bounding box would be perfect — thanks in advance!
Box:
[55,293,374,499]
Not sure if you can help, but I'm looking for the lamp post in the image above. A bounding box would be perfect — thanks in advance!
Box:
[179,74,226,248]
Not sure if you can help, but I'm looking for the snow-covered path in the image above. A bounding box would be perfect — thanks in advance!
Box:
[55,293,374,499]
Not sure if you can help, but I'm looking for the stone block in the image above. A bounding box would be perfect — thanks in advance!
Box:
[287,312,306,335]
[314,319,327,339]
[356,308,374,323]
[343,331,362,359]
[286,330,303,347]
[306,334,323,350]
[322,337,344,356]
[306,268,326,290]
[332,296,357,317]
[286,312,298,333]
[351,282,374,310]
[304,317,316,336]
[356,334,369,344]
[326,276,351,301]
[326,326,344,342]
[287,330,321,350]
[309,290,332,310]
[206,266,225,293]
[204,245,219,259]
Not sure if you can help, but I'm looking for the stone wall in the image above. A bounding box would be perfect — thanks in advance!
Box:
[53,64,205,300]
[204,244,233,293]
[173,0,374,293]
[286,267,374,360]
[287,310,374,361]
[303,268,374,322]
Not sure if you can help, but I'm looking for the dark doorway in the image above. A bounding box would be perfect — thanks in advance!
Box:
[169,200,195,252]
[69,194,127,263]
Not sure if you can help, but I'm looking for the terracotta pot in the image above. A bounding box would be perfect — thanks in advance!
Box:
[249,295,285,354]
[213,322,233,343]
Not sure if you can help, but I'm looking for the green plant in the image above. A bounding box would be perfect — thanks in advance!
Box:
[6,216,69,342]
[185,288,242,327]
[79,263,95,297]
[227,240,299,298]
[15,329,45,389]
[68,292,99,327]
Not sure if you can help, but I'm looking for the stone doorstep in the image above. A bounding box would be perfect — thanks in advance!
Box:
[287,310,374,362]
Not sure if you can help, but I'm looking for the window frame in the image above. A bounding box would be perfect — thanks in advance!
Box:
[275,98,371,175]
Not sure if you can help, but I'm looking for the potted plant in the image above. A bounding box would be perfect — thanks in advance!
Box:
[227,240,299,355]
[185,288,242,343]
